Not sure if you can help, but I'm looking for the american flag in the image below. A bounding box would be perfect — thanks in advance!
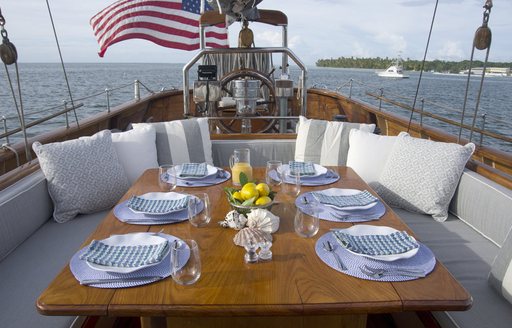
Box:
[90,0,228,57]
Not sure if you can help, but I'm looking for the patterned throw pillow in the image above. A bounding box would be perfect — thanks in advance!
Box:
[133,118,213,165]
[32,130,130,223]
[374,132,475,222]
[489,228,512,305]
[294,116,375,166]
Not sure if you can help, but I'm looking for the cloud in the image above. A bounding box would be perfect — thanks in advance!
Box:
[373,32,408,55]
[433,41,465,60]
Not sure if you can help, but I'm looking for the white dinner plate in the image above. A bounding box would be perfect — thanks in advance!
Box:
[128,192,189,215]
[278,163,328,178]
[314,188,378,210]
[173,164,218,179]
[332,225,419,262]
[85,233,171,274]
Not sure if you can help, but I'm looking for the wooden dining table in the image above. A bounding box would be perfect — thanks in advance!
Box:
[37,167,471,328]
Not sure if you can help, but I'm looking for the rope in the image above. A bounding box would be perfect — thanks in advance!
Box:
[45,0,79,128]
[407,0,439,132]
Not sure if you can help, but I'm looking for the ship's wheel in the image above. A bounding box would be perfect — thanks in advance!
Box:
[215,69,279,133]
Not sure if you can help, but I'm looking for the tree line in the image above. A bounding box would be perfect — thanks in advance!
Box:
[316,57,512,73]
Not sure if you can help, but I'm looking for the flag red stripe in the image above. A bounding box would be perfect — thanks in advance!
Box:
[99,21,227,51]
[92,0,181,30]
[99,32,228,57]
[93,1,185,36]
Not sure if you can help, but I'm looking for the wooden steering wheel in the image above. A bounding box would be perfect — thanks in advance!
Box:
[215,69,279,133]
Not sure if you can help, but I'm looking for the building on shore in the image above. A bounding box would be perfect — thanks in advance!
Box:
[460,67,510,76]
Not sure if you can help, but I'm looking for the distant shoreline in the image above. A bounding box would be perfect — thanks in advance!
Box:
[316,57,512,74]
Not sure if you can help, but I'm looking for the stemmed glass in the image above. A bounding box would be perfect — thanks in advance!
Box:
[158,165,177,191]
[265,160,282,189]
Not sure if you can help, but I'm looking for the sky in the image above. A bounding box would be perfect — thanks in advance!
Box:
[0,0,511,65]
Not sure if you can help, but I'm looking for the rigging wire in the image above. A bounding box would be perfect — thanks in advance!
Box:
[45,0,80,128]
[406,0,439,133]
[0,7,32,161]
[458,0,493,144]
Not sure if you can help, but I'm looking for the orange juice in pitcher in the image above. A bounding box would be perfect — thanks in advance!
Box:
[229,148,253,185]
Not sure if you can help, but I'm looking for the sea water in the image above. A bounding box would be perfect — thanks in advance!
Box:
[0,63,510,153]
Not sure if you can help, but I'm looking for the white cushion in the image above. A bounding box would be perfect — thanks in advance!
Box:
[374,132,475,222]
[32,130,130,223]
[133,118,213,165]
[294,116,375,166]
[111,125,158,184]
[346,129,397,183]
[490,227,512,305]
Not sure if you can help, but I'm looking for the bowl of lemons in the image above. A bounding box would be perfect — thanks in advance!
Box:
[224,173,276,215]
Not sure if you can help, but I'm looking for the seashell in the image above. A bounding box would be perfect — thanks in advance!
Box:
[246,208,280,234]
[219,210,247,230]
[233,227,272,247]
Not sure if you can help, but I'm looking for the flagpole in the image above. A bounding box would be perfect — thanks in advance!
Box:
[199,0,205,49]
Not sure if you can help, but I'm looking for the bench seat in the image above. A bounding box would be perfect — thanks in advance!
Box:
[396,208,512,328]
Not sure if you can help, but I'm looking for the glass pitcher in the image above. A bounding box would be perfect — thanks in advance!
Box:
[229,148,253,185]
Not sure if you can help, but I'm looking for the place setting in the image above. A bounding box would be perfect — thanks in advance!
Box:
[295,188,386,222]
[160,163,231,188]
[315,225,437,281]
[113,192,205,225]
[69,232,193,288]
[267,160,340,187]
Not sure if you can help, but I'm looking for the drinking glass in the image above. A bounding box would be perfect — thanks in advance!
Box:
[158,165,177,191]
[294,206,320,238]
[171,239,201,285]
[188,193,211,227]
[265,160,282,188]
[280,170,301,197]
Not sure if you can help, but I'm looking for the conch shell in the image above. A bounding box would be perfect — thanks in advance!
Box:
[219,210,247,230]
[247,209,280,234]
[233,227,272,247]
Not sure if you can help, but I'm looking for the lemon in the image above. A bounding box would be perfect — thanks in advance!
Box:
[255,196,272,206]
[232,191,244,202]
[255,183,270,197]
[240,183,259,200]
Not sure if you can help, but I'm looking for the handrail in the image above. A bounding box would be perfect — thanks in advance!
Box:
[366,92,512,144]
[0,103,83,140]
[327,77,511,149]
[182,47,307,117]
[1,80,154,144]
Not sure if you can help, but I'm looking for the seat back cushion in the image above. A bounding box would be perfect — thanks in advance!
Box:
[0,170,53,262]
[212,139,296,167]
[374,132,475,222]
[112,125,158,184]
[489,227,512,305]
[450,169,512,246]
[133,118,213,165]
[32,130,130,223]
[346,129,397,183]
[294,116,375,166]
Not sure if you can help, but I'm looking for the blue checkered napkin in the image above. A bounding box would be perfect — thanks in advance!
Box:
[288,161,316,176]
[179,163,207,177]
[312,190,378,208]
[80,239,169,267]
[333,230,418,256]
[128,196,188,214]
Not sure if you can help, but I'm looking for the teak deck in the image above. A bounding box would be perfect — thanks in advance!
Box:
[37,167,471,328]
